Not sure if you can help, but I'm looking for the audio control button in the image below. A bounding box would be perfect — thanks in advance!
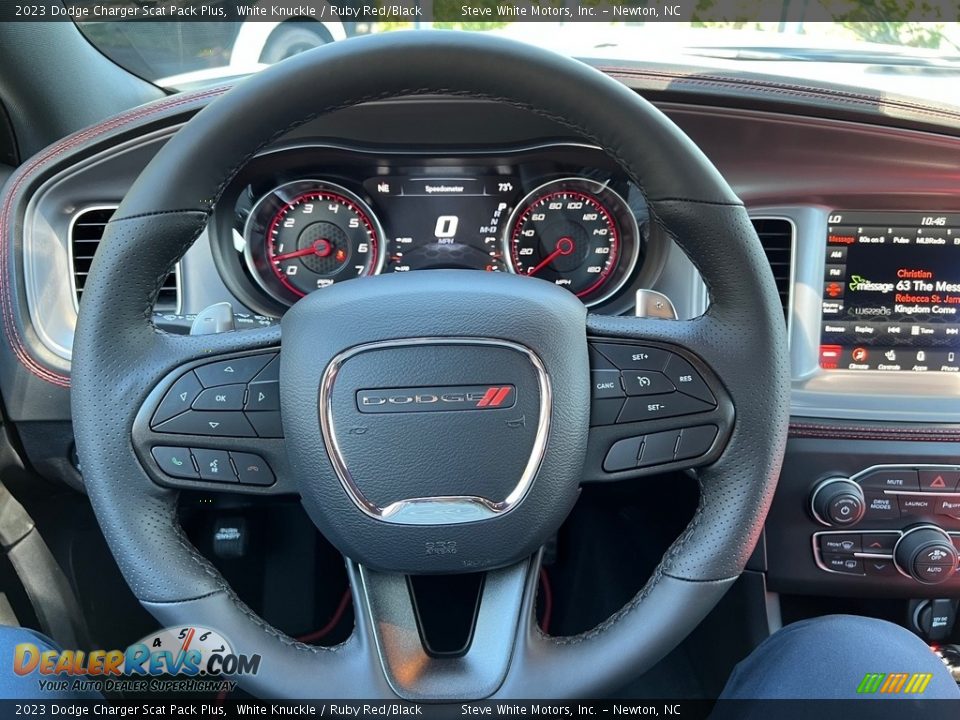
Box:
[859,469,919,491]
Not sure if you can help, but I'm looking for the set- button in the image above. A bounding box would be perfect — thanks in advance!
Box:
[151,446,274,486]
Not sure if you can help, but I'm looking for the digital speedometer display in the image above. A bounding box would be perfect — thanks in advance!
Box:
[363,175,518,273]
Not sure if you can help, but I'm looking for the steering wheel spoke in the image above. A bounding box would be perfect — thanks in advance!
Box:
[351,556,539,701]
[582,318,735,482]
[132,329,291,495]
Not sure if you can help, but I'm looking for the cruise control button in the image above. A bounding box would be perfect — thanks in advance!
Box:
[245,381,280,412]
[194,355,273,387]
[618,393,714,423]
[191,449,236,482]
[621,370,675,396]
[151,446,198,479]
[821,554,864,575]
[154,411,256,437]
[662,355,716,405]
[920,470,960,492]
[591,370,624,400]
[862,533,898,553]
[152,372,202,426]
[246,411,283,438]
[675,425,719,460]
[603,437,643,473]
[637,430,681,467]
[864,493,900,520]
[590,398,624,427]
[193,384,246,411]
[899,496,936,516]
[230,452,275,486]
[592,344,669,371]
[819,534,861,554]
[859,469,919,491]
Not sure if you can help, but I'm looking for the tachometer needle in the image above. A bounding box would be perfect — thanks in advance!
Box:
[273,238,332,262]
[526,237,574,276]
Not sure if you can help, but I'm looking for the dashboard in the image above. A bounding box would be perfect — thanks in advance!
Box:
[214,144,650,315]
[9,73,960,607]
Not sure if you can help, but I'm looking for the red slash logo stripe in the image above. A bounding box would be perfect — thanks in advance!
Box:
[476,387,512,408]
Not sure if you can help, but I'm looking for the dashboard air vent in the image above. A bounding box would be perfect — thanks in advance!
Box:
[70,207,179,311]
[751,218,793,320]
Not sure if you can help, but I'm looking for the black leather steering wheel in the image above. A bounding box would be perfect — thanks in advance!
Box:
[72,31,789,699]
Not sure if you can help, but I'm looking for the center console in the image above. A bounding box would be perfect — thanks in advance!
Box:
[763,207,960,605]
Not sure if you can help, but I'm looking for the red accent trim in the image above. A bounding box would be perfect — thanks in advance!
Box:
[597,65,960,127]
[790,421,960,443]
[0,85,231,388]
[489,386,512,407]
[475,387,499,408]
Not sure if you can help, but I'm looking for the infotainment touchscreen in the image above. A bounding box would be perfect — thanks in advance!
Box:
[820,211,960,372]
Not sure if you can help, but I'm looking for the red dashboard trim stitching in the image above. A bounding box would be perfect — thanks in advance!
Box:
[0,85,231,388]
[599,66,960,127]
[790,422,960,442]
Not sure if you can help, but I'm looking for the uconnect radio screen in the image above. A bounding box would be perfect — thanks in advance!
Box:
[820,211,960,372]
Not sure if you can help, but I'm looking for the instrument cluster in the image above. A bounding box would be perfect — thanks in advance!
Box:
[213,143,654,316]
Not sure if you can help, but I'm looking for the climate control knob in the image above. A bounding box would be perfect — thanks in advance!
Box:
[894,526,958,585]
[810,477,865,527]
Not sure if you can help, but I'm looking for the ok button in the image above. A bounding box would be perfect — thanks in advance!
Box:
[192,384,246,411]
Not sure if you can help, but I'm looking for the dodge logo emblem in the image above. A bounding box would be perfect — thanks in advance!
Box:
[356,385,516,413]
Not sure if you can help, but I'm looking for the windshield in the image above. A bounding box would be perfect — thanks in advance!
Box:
[70,6,960,98]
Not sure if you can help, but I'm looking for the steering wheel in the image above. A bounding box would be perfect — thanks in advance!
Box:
[72,31,789,699]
